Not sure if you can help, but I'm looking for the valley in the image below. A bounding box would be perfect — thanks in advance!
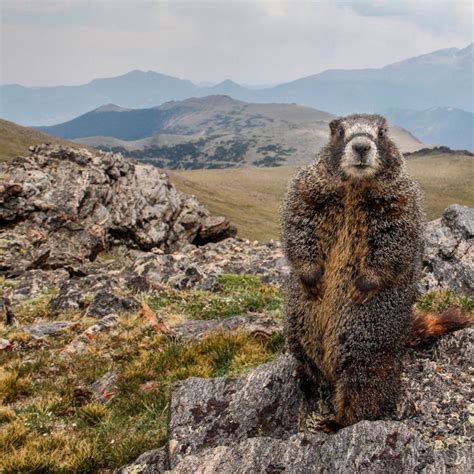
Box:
[169,150,474,241]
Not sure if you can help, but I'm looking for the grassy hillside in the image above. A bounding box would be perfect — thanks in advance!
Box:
[0,119,78,162]
[169,151,474,241]
[49,95,424,169]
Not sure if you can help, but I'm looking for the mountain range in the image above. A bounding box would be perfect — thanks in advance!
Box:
[1,43,472,127]
[35,95,425,169]
[382,107,474,151]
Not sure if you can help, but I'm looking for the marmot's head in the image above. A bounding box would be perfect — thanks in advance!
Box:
[326,114,402,180]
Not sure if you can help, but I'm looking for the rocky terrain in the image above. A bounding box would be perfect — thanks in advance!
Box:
[0,143,236,274]
[0,145,472,472]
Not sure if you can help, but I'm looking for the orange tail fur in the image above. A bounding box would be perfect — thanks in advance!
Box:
[410,306,473,347]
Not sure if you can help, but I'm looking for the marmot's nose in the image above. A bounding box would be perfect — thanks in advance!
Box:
[353,143,370,160]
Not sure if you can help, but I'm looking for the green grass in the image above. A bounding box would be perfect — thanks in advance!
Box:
[168,151,474,241]
[7,287,59,324]
[146,273,283,320]
[416,288,474,314]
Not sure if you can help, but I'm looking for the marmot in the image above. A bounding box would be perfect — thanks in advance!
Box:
[281,114,471,429]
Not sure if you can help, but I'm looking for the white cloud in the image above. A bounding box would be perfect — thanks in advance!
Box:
[1,0,472,86]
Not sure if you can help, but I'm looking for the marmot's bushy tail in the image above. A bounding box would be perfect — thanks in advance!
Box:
[410,306,473,347]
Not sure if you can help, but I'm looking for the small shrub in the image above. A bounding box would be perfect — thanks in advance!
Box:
[0,368,31,403]
[78,404,109,427]
[416,289,474,313]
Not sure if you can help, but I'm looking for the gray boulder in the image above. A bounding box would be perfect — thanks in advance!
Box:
[167,355,307,467]
[420,204,474,296]
[23,320,77,339]
[85,289,138,318]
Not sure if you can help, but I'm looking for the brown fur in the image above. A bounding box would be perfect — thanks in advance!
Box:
[281,114,468,429]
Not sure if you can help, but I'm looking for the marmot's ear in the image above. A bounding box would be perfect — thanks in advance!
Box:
[329,119,341,136]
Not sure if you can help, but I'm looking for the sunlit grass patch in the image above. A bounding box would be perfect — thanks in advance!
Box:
[0,276,19,297]
[146,273,283,320]
[9,287,59,324]
[0,367,32,404]
[416,289,474,314]
[0,407,17,424]
[77,403,109,426]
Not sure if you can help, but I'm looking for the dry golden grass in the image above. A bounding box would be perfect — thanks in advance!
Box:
[168,166,290,242]
[405,153,474,220]
[169,152,474,241]
[0,118,82,162]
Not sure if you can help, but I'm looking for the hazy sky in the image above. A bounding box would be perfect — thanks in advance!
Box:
[1,0,473,86]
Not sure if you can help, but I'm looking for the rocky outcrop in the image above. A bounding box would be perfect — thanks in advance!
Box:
[121,239,288,292]
[0,144,236,273]
[420,205,474,296]
[169,427,471,473]
[119,329,473,473]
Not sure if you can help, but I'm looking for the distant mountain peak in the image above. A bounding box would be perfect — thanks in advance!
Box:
[218,79,241,86]
[2,42,472,127]
[457,42,474,57]
[89,69,195,86]
[210,79,246,92]
[385,44,471,69]
[92,104,131,113]
[124,69,163,77]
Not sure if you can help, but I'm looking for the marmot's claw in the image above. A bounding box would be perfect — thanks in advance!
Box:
[300,267,324,300]
[305,283,323,300]
[312,419,341,434]
[293,364,307,378]
[351,276,379,304]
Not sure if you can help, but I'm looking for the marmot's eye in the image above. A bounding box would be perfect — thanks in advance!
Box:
[338,128,344,138]
[378,128,385,138]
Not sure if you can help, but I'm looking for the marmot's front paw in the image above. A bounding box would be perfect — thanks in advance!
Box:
[300,266,324,299]
[350,276,379,304]
[311,418,341,434]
